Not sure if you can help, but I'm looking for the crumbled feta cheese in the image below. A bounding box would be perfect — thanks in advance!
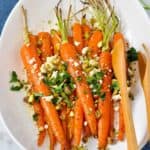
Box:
[99,80,103,84]
[108,69,112,73]
[40,64,46,73]
[69,111,74,117]
[44,124,49,129]
[29,58,36,65]
[97,41,102,48]
[84,121,88,126]
[74,41,80,46]
[112,94,121,101]
[74,61,79,67]
[33,64,37,70]
[42,95,54,102]
[93,89,97,92]
[82,47,89,55]
[90,84,93,89]
[89,68,101,76]
[89,59,98,66]
[51,71,58,78]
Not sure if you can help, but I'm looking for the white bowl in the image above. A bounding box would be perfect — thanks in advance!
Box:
[0,0,150,149]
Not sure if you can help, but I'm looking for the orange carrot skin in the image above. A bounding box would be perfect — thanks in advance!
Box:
[45,117,56,150]
[88,30,103,57]
[98,51,112,148]
[73,99,83,146]
[67,112,74,141]
[118,102,125,141]
[72,23,84,53]
[20,40,67,147]
[33,102,46,146]
[98,76,112,148]
[38,32,53,61]
[60,43,97,136]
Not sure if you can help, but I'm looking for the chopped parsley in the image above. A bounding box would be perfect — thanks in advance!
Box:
[33,93,43,102]
[43,70,75,107]
[87,71,104,98]
[9,71,24,91]
[127,47,138,62]
[32,113,39,121]
[111,79,120,92]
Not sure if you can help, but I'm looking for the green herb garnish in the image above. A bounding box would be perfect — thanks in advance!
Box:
[127,47,138,62]
[100,92,106,100]
[32,113,39,121]
[9,71,24,91]
[111,79,120,92]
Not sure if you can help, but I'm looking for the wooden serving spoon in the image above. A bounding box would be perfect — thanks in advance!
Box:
[138,44,150,140]
[112,39,138,150]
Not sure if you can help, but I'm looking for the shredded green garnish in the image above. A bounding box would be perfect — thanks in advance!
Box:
[111,79,120,92]
[9,71,24,91]
[127,47,138,62]
[32,113,39,121]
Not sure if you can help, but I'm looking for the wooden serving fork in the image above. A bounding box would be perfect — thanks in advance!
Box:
[138,44,150,140]
[112,39,138,150]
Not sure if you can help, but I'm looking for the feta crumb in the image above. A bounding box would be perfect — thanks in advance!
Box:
[89,68,100,76]
[89,59,98,66]
[29,58,36,65]
[74,41,80,46]
[74,61,79,67]
[40,64,46,73]
[108,69,112,73]
[51,71,58,78]
[84,121,88,126]
[99,80,103,84]
[33,64,37,70]
[69,111,74,117]
[97,41,102,48]
[42,95,54,102]
[82,47,89,55]
[112,94,121,101]
[44,124,49,129]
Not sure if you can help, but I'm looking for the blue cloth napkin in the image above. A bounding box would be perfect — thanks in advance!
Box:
[0,0,150,149]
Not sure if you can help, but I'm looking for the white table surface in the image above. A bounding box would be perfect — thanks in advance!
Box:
[0,1,150,150]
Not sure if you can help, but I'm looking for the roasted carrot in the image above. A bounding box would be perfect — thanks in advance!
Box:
[33,102,46,146]
[67,109,74,141]
[60,43,97,136]
[88,30,103,57]
[20,39,68,148]
[38,32,53,61]
[98,51,112,148]
[73,99,83,146]
[45,116,56,150]
[118,102,125,141]
[72,23,83,53]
